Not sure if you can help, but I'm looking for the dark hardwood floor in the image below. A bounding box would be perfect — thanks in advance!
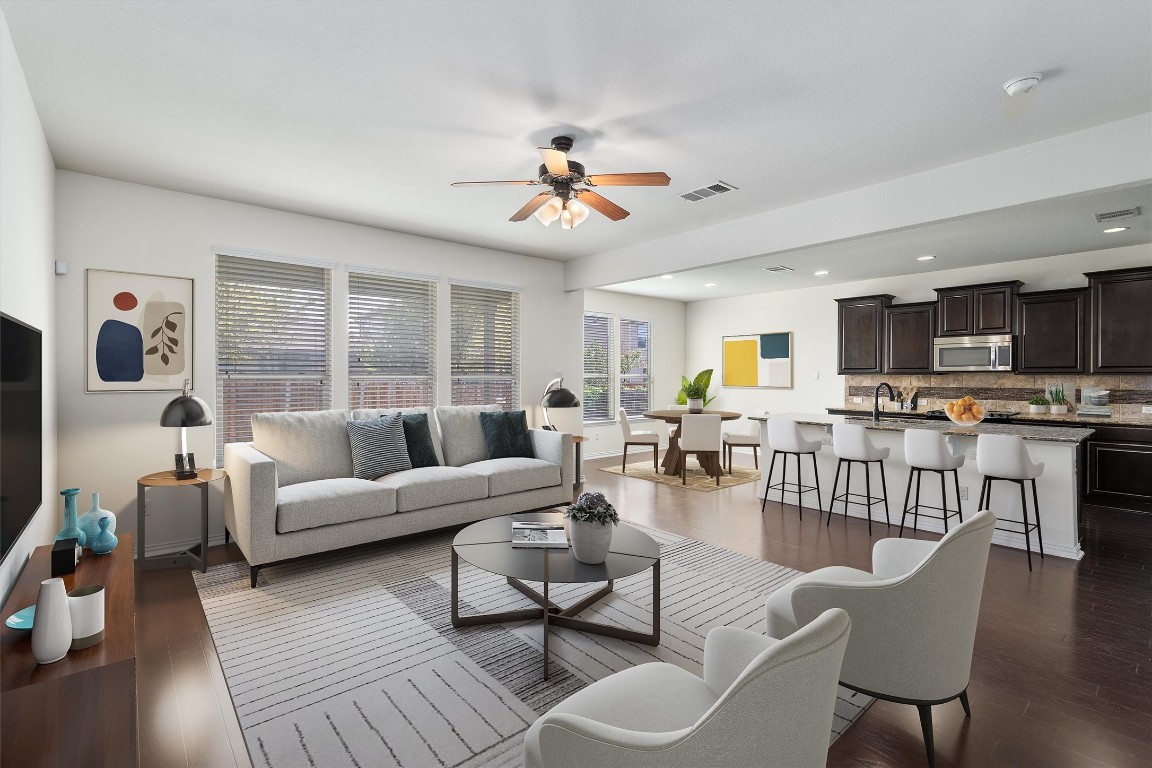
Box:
[136,452,1152,767]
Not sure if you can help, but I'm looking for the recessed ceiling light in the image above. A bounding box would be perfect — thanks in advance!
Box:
[917,255,936,261]
[1102,227,1129,233]
[814,270,829,276]
[704,282,717,288]
[660,274,674,279]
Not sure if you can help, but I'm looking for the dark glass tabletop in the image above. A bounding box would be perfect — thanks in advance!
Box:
[453,511,660,584]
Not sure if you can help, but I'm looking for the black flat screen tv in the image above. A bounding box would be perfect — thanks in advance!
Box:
[1,312,43,562]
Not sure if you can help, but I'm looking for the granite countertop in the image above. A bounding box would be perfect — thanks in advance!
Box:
[826,406,1152,428]
[749,412,1095,444]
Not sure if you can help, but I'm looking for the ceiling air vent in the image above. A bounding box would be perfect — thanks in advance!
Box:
[762,265,794,273]
[1094,207,1141,223]
[680,181,738,202]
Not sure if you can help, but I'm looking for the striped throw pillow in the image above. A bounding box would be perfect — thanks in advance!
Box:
[346,414,412,480]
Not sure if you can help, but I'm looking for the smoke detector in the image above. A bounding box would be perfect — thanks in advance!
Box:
[1003,73,1042,97]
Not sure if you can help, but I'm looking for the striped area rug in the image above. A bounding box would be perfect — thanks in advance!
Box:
[193,523,872,768]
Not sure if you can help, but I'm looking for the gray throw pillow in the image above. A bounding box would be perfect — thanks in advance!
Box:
[479,410,536,460]
[402,413,440,468]
[346,414,412,480]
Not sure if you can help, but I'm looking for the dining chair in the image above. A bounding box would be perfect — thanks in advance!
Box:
[723,416,762,474]
[679,414,723,485]
[618,407,659,473]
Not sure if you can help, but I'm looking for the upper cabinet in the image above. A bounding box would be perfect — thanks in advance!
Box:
[1015,288,1088,374]
[934,281,1021,336]
[884,302,936,374]
[1087,266,1152,373]
[836,295,893,374]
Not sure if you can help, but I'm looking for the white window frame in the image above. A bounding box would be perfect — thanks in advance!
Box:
[449,283,521,409]
[618,317,653,418]
[581,312,653,424]
[582,312,614,423]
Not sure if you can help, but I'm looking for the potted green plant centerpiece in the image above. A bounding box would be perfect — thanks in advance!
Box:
[1048,384,1070,415]
[564,491,619,564]
[677,369,716,414]
[1027,395,1050,414]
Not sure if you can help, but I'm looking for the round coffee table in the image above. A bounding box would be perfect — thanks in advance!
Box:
[451,511,661,679]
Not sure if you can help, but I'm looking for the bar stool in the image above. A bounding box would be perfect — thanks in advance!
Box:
[976,434,1045,570]
[900,429,965,537]
[761,418,823,518]
[827,423,890,534]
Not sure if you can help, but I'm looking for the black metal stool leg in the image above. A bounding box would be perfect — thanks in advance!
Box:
[780,452,789,508]
[953,470,964,522]
[917,704,937,768]
[879,460,890,525]
[1018,479,1033,571]
[794,452,803,520]
[1032,478,1045,559]
[845,460,853,522]
[913,469,922,532]
[811,452,822,513]
[900,467,914,537]
[828,458,843,526]
[939,470,950,533]
[864,460,873,535]
[761,450,777,513]
[959,689,972,718]
[978,476,988,509]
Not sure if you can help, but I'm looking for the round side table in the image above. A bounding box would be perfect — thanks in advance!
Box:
[136,468,226,573]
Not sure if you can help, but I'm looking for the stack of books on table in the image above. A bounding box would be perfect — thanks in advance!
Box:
[511,521,569,548]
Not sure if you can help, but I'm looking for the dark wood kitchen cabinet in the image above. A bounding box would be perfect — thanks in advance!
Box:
[935,280,1022,336]
[884,301,936,374]
[1084,426,1152,513]
[1086,266,1152,373]
[1015,287,1088,374]
[836,294,893,374]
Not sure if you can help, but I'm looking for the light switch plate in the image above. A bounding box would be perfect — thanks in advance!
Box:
[852,396,863,403]
[1143,406,1152,414]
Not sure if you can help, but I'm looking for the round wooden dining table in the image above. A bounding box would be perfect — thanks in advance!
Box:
[641,409,743,478]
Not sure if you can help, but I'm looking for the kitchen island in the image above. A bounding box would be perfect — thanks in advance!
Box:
[750,413,1094,560]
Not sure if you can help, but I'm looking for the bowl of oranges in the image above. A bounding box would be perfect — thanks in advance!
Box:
[945,396,985,425]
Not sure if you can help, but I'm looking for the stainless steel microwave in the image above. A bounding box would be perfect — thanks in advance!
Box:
[932,334,1013,372]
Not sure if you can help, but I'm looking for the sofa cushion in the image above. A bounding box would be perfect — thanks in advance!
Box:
[434,404,501,467]
[373,465,488,512]
[467,458,561,497]
[276,478,397,533]
[353,407,444,466]
[252,409,353,487]
[402,413,440,468]
[347,414,412,479]
[480,410,535,460]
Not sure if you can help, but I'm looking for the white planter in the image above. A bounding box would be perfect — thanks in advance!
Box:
[687,398,704,413]
[569,520,614,564]
[31,578,72,664]
[1049,405,1069,415]
[1028,405,1049,414]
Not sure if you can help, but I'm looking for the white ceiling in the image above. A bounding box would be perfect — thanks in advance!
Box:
[2,0,1151,291]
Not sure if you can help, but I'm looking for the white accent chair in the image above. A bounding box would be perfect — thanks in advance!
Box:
[761,418,823,517]
[976,433,1045,570]
[901,429,966,537]
[828,423,891,534]
[765,509,996,768]
[618,407,659,473]
[523,608,852,768]
[679,414,723,485]
[722,417,761,474]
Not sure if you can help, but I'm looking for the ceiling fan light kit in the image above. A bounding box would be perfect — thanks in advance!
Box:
[451,135,670,229]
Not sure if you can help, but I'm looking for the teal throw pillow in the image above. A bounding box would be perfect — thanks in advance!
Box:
[480,410,536,460]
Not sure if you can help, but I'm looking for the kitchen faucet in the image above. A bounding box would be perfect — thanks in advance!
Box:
[873,382,895,423]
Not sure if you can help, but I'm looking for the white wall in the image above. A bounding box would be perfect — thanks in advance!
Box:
[581,289,686,457]
[0,10,57,602]
[686,244,1152,420]
[54,171,581,555]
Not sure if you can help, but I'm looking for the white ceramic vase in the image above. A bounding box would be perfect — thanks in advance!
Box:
[687,398,704,414]
[1028,404,1048,414]
[67,584,106,650]
[570,520,613,564]
[31,578,72,664]
[1049,405,1069,415]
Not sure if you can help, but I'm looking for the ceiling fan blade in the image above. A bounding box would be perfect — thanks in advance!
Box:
[450,180,541,187]
[583,172,671,187]
[509,192,555,222]
[538,147,570,177]
[576,190,630,221]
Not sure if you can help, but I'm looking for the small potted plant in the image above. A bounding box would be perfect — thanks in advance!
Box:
[1027,396,1050,414]
[682,381,707,413]
[1048,384,1069,415]
[564,491,620,564]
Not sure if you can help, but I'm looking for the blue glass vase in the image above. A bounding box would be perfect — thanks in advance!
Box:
[55,488,86,548]
[89,516,118,556]
[78,492,116,549]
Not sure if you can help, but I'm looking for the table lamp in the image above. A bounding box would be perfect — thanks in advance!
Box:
[161,379,214,479]
[540,377,580,430]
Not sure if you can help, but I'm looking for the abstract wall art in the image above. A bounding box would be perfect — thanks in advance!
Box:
[722,332,793,388]
[86,269,193,392]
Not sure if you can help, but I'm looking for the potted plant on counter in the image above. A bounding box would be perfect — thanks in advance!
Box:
[564,492,620,564]
[1027,395,1050,414]
[1048,384,1070,415]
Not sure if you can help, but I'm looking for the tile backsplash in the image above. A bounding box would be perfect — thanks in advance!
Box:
[845,374,1152,420]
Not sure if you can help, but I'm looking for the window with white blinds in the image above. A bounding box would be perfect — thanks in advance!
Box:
[619,318,652,417]
[348,271,436,410]
[582,313,613,421]
[215,255,331,463]
[450,284,520,408]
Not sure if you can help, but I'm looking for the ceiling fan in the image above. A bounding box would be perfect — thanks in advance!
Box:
[451,136,670,228]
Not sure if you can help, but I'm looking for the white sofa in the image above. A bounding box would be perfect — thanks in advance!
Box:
[224,405,574,587]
